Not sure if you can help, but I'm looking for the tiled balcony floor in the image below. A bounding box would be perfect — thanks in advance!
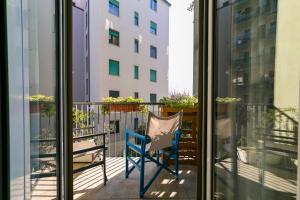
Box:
[80,158,197,200]
[31,157,197,200]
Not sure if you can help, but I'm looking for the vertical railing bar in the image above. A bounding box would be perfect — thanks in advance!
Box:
[135,108,138,132]
[97,104,100,134]
[108,105,111,157]
[102,104,106,156]
[114,108,117,157]
[81,104,83,136]
[75,104,78,137]
[118,111,120,157]
[86,104,89,136]
[124,111,127,157]
[158,104,160,116]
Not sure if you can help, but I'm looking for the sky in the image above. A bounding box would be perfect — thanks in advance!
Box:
[169,0,194,95]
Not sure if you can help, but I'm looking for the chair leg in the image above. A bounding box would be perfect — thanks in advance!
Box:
[175,150,179,180]
[125,145,129,178]
[156,150,160,166]
[140,154,145,198]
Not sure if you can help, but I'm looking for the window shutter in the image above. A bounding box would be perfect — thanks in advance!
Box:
[134,66,139,79]
[150,21,157,29]
[109,29,119,37]
[109,0,119,6]
[109,60,120,76]
[150,69,157,82]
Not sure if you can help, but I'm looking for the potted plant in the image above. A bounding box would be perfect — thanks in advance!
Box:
[160,93,198,165]
[215,97,241,115]
[159,93,198,113]
[101,97,148,115]
[29,94,55,114]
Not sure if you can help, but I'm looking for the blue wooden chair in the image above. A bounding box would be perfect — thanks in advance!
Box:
[125,111,183,198]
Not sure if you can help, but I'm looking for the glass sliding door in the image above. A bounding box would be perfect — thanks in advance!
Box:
[6,0,60,199]
[212,0,300,199]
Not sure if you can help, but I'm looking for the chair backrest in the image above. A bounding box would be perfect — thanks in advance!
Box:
[146,111,183,151]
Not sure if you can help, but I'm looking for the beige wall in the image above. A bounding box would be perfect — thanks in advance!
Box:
[274,0,300,109]
[90,0,170,101]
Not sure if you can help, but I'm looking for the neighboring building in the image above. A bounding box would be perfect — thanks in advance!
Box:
[230,0,277,105]
[89,0,170,102]
[72,0,90,102]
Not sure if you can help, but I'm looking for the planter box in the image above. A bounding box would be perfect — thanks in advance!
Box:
[217,103,229,115]
[30,102,41,113]
[161,106,198,165]
[160,107,198,114]
[108,104,140,112]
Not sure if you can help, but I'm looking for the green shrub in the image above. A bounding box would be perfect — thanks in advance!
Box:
[101,96,149,115]
[159,95,198,109]
[215,97,241,104]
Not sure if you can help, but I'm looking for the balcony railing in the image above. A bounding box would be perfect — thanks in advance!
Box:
[72,102,163,157]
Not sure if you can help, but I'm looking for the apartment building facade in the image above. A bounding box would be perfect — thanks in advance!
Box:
[89,0,170,102]
[72,0,90,102]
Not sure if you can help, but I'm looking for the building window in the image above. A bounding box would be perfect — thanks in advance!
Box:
[150,45,157,58]
[109,90,120,98]
[270,21,276,35]
[109,59,120,76]
[150,93,157,102]
[134,118,139,131]
[258,24,266,38]
[109,120,120,133]
[86,35,88,49]
[150,0,157,11]
[134,39,139,53]
[134,12,139,26]
[109,0,119,16]
[150,69,157,82]
[150,21,157,35]
[134,92,139,99]
[109,29,119,46]
[85,12,88,28]
[86,78,89,95]
[271,0,277,12]
[134,66,139,79]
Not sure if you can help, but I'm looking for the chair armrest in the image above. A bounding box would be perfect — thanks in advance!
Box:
[125,128,147,142]
[125,129,148,154]
[173,130,182,147]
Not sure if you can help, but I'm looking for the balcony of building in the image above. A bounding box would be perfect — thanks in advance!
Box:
[28,100,299,200]
[29,102,198,199]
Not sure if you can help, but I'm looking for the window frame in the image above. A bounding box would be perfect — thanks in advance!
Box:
[150,69,157,82]
[109,0,120,16]
[109,90,120,98]
[150,93,157,102]
[150,0,157,11]
[109,59,120,76]
[134,39,139,53]
[150,21,157,35]
[109,29,120,46]
[134,65,139,79]
[134,11,139,26]
[150,45,157,59]
[134,92,139,99]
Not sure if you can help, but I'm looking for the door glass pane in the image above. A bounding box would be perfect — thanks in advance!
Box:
[7,0,58,199]
[213,0,300,199]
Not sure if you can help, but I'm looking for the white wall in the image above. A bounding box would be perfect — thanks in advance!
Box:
[90,0,169,102]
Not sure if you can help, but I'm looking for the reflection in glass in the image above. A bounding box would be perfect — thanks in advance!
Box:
[7,0,58,199]
[214,0,300,199]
